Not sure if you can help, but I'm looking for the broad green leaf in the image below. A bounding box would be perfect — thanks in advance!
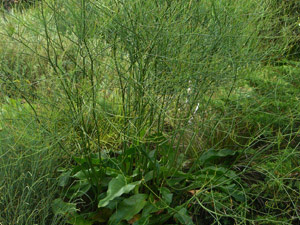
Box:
[141,201,161,216]
[66,181,92,199]
[109,194,148,225]
[106,197,125,210]
[98,174,141,208]
[199,149,237,165]
[73,170,90,180]
[133,215,150,225]
[159,187,173,205]
[73,156,89,165]
[200,166,238,179]
[68,214,93,225]
[73,168,101,181]
[105,167,122,176]
[58,170,72,187]
[219,184,246,202]
[174,207,194,225]
[73,154,101,167]
[165,171,190,189]
[51,198,77,216]
[144,171,153,182]
[147,213,172,225]
[230,190,245,202]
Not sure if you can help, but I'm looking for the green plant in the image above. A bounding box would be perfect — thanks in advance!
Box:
[1,0,300,224]
[0,98,65,224]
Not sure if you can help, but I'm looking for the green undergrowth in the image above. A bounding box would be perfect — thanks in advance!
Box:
[0,0,300,224]
[0,98,66,224]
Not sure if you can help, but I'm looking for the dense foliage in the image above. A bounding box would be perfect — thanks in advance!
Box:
[0,0,299,224]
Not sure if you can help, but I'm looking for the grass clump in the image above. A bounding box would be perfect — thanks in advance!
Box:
[0,0,299,224]
[0,98,66,224]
